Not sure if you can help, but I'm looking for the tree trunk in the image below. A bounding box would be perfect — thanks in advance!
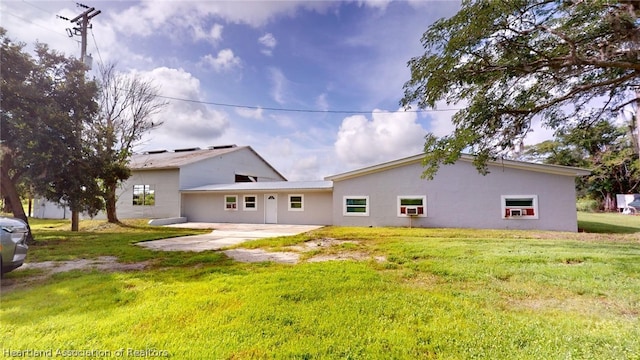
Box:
[71,209,79,231]
[603,193,616,212]
[105,181,119,223]
[0,158,35,244]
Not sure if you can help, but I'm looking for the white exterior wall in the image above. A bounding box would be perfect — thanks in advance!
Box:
[179,148,285,189]
[115,169,181,219]
[331,160,579,232]
[32,198,71,219]
[182,191,333,225]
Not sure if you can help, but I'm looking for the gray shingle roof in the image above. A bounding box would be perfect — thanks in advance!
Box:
[129,146,243,170]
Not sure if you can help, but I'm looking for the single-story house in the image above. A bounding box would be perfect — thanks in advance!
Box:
[34,144,590,232]
[325,154,589,232]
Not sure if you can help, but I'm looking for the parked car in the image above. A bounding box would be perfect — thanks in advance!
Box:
[0,217,29,275]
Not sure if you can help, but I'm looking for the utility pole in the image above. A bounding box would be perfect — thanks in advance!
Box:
[58,3,101,68]
[57,3,101,231]
[636,88,640,162]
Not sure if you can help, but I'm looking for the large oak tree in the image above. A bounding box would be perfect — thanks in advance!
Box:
[401,0,639,178]
[1,29,101,233]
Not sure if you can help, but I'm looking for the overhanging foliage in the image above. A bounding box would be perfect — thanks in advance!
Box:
[402,0,639,178]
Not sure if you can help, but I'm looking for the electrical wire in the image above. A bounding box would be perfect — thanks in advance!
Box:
[7,1,458,116]
[152,93,461,115]
[21,0,55,16]
[2,10,71,39]
[90,27,104,69]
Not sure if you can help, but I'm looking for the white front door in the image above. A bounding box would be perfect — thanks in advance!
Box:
[265,194,277,224]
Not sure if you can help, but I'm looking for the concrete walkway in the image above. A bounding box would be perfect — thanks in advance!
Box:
[137,223,323,252]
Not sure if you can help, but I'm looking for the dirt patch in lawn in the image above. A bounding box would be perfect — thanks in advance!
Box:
[222,249,300,264]
[306,252,386,263]
[18,256,148,274]
[292,238,385,263]
[288,238,359,251]
[222,238,386,264]
[1,257,149,294]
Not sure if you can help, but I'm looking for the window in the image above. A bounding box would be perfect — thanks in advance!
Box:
[225,195,238,211]
[398,196,426,217]
[344,196,369,216]
[243,195,257,211]
[288,195,304,211]
[501,195,538,219]
[132,185,155,206]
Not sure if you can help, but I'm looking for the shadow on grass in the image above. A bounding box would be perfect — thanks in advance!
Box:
[578,220,640,234]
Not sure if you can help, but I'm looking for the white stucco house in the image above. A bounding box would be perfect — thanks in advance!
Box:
[34,144,590,231]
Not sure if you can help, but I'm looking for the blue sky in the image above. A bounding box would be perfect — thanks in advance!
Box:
[4,0,554,180]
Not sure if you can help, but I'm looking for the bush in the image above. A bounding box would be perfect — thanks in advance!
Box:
[577,198,600,212]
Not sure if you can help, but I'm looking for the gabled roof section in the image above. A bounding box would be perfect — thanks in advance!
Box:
[182,181,333,193]
[129,145,286,180]
[325,153,591,181]
[130,146,242,170]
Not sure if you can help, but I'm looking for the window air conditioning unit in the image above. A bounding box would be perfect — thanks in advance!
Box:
[406,206,420,216]
[509,209,524,217]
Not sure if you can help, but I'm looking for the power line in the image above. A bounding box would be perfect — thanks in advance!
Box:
[2,10,71,39]
[9,2,454,116]
[21,0,55,16]
[90,27,104,69]
[152,93,461,115]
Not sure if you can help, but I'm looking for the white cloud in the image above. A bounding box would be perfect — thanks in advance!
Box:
[335,109,427,168]
[523,119,555,147]
[262,138,329,180]
[135,67,229,151]
[288,155,321,180]
[109,1,338,37]
[235,107,264,120]
[112,3,172,37]
[269,67,288,104]
[356,0,393,10]
[422,99,556,149]
[259,33,277,56]
[268,114,295,129]
[424,100,461,137]
[193,23,224,44]
[201,49,241,72]
[316,93,329,111]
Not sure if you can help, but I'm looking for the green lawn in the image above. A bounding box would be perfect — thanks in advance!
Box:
[1,214,639,359]
[578,211,640,233]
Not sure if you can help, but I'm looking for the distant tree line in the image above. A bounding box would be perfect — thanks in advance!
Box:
[521,118,640,211]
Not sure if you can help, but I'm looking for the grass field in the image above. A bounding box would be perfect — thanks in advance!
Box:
[1,214,639,359]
